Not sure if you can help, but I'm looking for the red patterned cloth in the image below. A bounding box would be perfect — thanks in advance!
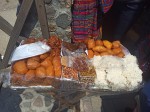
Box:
[71,0,113,42]
[102,0,114,13]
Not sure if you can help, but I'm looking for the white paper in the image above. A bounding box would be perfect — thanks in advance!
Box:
[10,42,50,62]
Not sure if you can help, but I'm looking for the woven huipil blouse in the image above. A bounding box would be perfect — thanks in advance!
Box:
[71,0,113,42]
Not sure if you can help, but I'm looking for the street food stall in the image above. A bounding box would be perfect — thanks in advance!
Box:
[0,0,143,112]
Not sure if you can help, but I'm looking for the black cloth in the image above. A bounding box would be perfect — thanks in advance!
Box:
[115,0,145,3]
[0,88,21,112]
[103,0,145,41]
[140,81,150,112]
[135,37,150,81]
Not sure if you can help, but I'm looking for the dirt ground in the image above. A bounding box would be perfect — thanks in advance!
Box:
[0,0,18,11]
[0,0,18,56]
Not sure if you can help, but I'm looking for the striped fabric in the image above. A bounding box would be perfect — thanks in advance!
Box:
[72,0,113,42]
[102,0,114,13]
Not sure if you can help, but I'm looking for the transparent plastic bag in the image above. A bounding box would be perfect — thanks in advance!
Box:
[68,53,96,84]
[10,53,56,87]
[61,41,86,56]
[11,52,62,87]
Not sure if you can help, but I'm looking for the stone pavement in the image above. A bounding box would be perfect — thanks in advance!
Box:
[0,87,138,112]
[20,89,54,112]
[0,86,139,112]
[19,89,102,112]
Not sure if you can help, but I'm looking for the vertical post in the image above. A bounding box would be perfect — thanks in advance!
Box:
[0,0,34,70]
[35,0,50,39]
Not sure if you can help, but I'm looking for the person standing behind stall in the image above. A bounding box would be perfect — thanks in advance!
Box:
[103,0,145,42]
[134,0,150,111]
[71,0,114,43]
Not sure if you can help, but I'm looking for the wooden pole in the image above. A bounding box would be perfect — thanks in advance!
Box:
[0,16,13,36]
[35,0,50,39]
[0,0,34,69]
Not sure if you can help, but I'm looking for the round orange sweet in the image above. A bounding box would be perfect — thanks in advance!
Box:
[41,59,53,68]
[40,53,49,60]
[88,50,94,59]
[36,66,46,78]
[88,39,95,49]
[27,58,40,69]
[13,60,28,75]
[25,70,35,81]
[46,65,55,77]
[95,40,103,46]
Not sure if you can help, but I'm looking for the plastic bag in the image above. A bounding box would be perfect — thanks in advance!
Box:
[10,40,62,87]
[11,52,56,87]
[61,41,86,56]
[61,50,96,84]
[10,41,50,62]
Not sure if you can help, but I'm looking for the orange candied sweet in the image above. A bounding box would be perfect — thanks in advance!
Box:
[117,52,125,58]
[112,47,122,55]
[94,51,100,56]
[41,59,53,68]
[95,40,103,46]
[45,55,54,62]
[13,60,28,75]
[112,40,121,48]
[52,56,62,78]
[46,65,55,77]
[27,58,40,69]
[54,48,61,56]
[54,68,62,78]
[52,56,61,65]
[25,70,35,81]
[100,52,111,56]
[11,74,23,83]
[40,53,49,60]
[48,35,62,49]
[88,50,94,59]
[30,56,40,62]
[92,46,107,52]
[88,39,95,49]
[103,40,112,49]
[106,49,114,55]
[35,66,46,78]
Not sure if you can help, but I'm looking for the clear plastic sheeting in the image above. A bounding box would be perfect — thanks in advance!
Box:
[0,67,11,88]
[10,41,50,62]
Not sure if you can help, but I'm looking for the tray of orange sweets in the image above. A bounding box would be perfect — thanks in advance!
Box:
[10,36,142,92]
